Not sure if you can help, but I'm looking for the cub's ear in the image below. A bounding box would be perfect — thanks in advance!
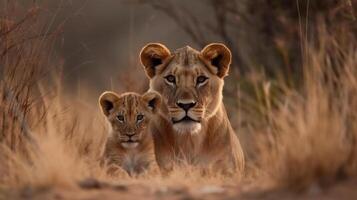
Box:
[200,43,232,78]
[140,43,171,78]
[99,91,120,116]
[142,91,162,113]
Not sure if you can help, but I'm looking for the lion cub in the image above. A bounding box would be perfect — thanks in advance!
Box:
[99,91,161,176]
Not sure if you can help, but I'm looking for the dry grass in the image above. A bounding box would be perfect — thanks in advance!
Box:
[1,1,357,198]
[246,27,357,190]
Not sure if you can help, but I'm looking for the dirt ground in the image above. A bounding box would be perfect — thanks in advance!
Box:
[3,178,357,200]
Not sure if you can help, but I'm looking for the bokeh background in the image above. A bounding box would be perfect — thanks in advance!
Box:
[8,0,356,96]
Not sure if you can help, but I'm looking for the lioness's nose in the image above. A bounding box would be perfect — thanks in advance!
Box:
[176,100,196,111]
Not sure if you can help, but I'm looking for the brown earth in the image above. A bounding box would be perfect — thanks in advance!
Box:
[3,178,357,200]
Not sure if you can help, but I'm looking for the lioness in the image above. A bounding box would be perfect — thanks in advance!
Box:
[99,91,161,176]
[140,43,244,174]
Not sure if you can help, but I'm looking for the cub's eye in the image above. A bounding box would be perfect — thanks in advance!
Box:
[117,115,124,122]
[137,114,144,122]
[196,76,208,86]
[164,75,176,85]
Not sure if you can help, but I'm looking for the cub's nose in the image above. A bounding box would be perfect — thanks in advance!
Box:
[126,132,135,137]
[176,100,196,111]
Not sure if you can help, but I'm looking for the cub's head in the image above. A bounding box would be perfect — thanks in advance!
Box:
[140,43,231,134]
[99,91,162,149]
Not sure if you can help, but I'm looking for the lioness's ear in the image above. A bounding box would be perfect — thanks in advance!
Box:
[142,91,162,113]
[140,43,171,78]
[200,43,232,78]
[99,91,120,116]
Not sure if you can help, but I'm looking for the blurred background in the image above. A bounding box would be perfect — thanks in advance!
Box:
[4,0,355,97]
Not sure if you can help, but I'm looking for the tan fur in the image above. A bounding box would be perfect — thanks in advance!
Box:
[99,91,161,176]
[140,43,245,174]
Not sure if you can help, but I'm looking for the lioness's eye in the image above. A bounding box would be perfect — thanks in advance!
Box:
[137,114,144,122]
[196,76,208,85]
[117,115,124,122]
[164,75,176,84]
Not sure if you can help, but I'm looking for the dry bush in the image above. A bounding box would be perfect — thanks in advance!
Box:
[0,2,109,188]
[248,26,357,190]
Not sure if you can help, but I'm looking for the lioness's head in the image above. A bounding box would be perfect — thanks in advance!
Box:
[99,91,162,148]
[140,43,231,134]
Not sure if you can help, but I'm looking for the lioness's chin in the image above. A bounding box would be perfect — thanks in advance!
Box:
[173,122,202,135]
[121,142,139,149]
